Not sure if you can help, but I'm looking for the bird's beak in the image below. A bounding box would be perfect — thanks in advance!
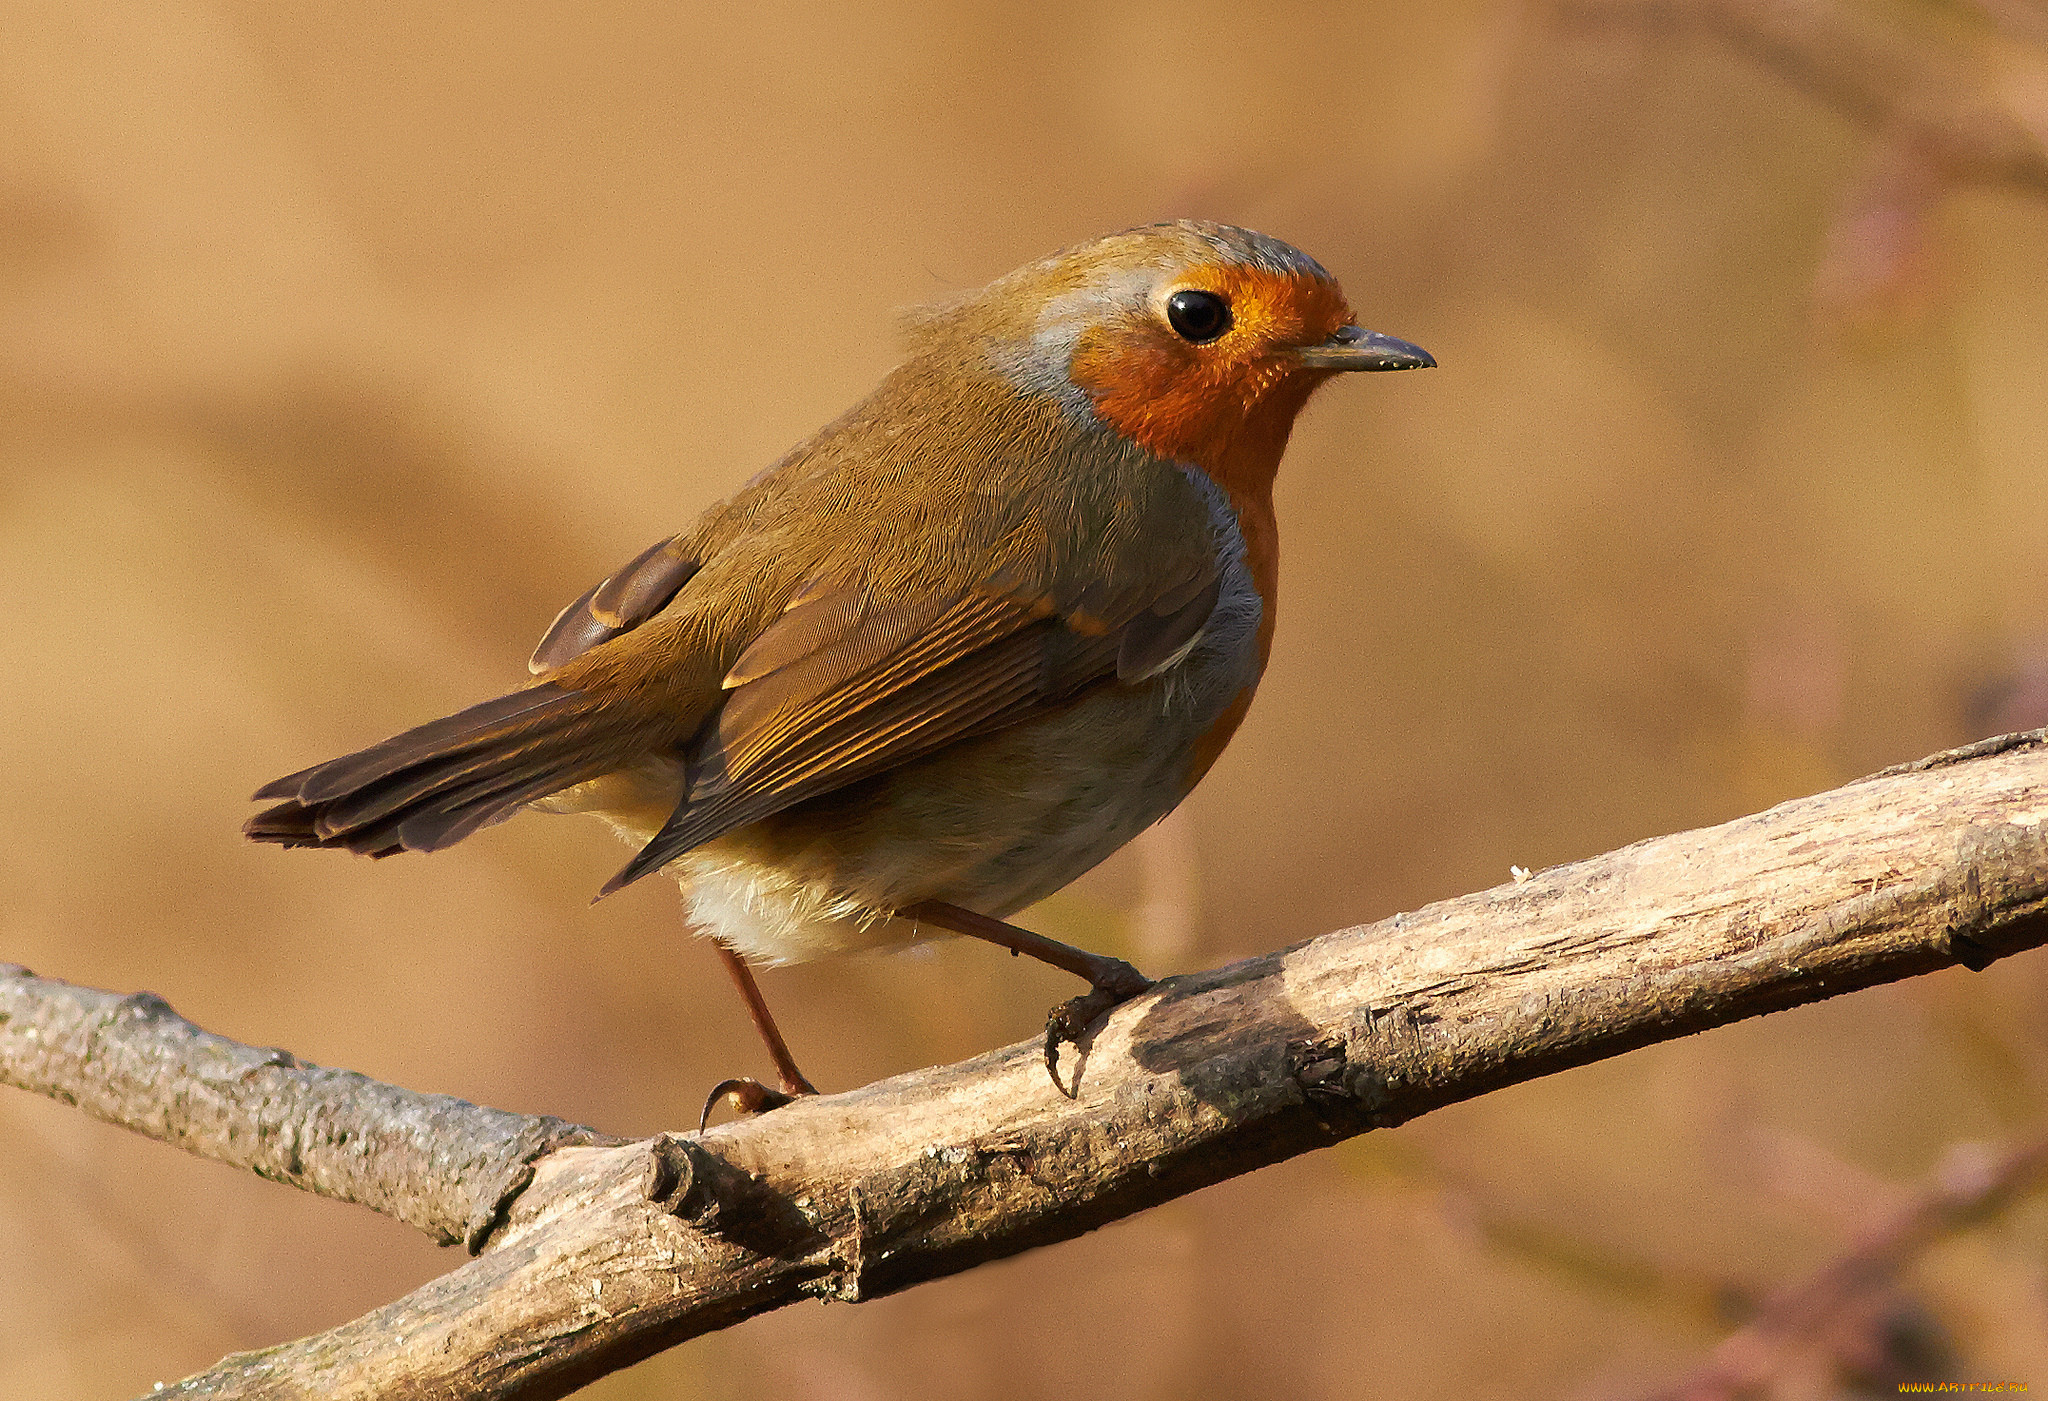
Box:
[1295,325,1437,372]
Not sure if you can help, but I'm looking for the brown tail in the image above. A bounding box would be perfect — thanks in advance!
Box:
[246,683,662,858]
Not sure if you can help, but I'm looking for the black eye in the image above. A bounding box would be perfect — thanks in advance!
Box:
[1166,289,1231,343]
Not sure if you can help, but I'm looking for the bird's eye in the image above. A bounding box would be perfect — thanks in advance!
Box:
[1165,289,1231,344]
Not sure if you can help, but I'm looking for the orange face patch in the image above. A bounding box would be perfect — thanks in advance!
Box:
[1066,262,1353,488]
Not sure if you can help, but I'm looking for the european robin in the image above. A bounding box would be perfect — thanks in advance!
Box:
[247,220,1434,1115]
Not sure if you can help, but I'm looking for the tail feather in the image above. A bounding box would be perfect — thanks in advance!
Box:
[311,726,607,836]
[386,758,596,852]
[278,687,582,804]
[247,682,663,858]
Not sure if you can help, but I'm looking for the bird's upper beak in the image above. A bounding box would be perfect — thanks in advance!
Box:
[1294,325,1437,372]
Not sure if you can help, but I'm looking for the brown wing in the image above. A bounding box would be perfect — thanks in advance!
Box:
[596,561,1218,895]
[1117,572,1223,680]
[529,533,701,673]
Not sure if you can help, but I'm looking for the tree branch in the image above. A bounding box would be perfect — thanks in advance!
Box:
[0,969,616,1250]
[5,731,2045,1399]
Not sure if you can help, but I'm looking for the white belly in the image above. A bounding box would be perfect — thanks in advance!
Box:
[536,759,934,964]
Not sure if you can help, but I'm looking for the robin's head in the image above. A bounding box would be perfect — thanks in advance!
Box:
[928,221,1432,488]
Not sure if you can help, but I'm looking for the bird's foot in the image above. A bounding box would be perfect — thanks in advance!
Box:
[894,900,1154,1097]
[700,1075,817,1131]
[1044,959,1153,1098]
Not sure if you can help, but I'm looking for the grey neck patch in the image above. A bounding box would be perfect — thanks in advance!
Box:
[983,266,1158,428]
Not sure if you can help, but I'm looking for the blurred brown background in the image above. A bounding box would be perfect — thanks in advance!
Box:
[5,1,2048,1396]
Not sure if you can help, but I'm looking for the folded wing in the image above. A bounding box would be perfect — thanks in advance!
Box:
[598,558,1219,895]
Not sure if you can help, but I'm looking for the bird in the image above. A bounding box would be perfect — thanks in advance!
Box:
[246,220,1434,1119]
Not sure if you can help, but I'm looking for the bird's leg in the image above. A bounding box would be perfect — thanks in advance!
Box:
[700,942,820,1130]
[900,899,1153,1095]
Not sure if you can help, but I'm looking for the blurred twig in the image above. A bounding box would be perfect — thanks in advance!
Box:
[1647,1135,2048,1399]
[4,731,2046,1399]
[1554,0,2048,319]
[1553,0,2048,194]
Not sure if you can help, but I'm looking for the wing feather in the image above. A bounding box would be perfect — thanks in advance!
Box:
[596,563,1200,895]
[1118,572,1221,681]
[529,534,700,673]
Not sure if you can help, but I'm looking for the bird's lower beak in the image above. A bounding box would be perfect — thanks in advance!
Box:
[1295,326,1437,372]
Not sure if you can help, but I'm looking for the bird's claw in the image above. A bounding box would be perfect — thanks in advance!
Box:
[1043,959,1153,1098]
[700,1077,807,1131]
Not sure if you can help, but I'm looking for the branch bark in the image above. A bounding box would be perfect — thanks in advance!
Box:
[0,970,616,1250]
[5,731,2046,1400]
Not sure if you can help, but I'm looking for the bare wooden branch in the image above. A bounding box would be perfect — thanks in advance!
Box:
[0,968,615,1249]
[4,732,2044,1399]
